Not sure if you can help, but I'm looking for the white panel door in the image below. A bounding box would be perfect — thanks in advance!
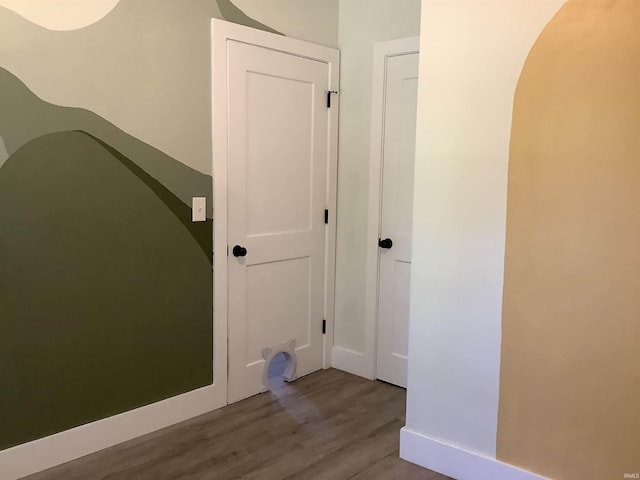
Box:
[376,53,419,388]
[227,40,329,403]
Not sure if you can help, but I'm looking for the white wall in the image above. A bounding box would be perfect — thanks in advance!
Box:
[403,0,564,464]
[333,0,421,371]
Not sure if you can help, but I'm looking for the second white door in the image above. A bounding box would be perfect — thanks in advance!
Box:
[376,51,419,388]
[226,37,334,403]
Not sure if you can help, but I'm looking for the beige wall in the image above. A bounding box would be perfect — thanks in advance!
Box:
[406,1,639,477]
[498,1,640,479]
[0,0,120,30]
[334,0,421,353]
[403,0,564,460]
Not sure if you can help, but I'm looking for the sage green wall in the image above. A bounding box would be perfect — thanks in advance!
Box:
[0,67,212,226]
[233,0,339,47]
[0,0,339,451]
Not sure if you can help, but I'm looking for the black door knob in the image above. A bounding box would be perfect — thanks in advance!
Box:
[233,245,248,257]
[378,238,393,249]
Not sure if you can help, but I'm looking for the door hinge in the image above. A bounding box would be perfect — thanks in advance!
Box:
[324,209,329,224]
[326,90,338,108]
[322,319,327,334]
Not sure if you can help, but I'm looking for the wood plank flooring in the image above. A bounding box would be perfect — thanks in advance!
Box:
[24,368,450,480]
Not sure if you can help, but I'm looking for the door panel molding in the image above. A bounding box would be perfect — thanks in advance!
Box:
[212,19,340,403]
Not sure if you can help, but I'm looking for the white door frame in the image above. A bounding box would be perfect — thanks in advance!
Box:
[212,19,340,401]
[363,36,420,380]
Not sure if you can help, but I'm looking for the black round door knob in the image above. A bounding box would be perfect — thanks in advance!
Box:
[378,238,393,249]
[233,245,248,257]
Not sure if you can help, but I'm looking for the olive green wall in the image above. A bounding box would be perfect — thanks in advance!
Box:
[0,131,213,449]
[0,0,222,447]
[0,0,337,451]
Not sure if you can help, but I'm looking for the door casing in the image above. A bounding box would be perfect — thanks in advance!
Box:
[212,19,340,402]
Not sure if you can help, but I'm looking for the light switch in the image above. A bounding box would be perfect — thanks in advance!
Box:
[192,197,206,222]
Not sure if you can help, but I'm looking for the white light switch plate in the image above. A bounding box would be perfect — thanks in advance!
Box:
[192,197,206,222]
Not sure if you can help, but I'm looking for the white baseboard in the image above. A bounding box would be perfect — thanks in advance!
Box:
[400,427,549,480]
[331,346,374,380]
[0,384,226,480]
